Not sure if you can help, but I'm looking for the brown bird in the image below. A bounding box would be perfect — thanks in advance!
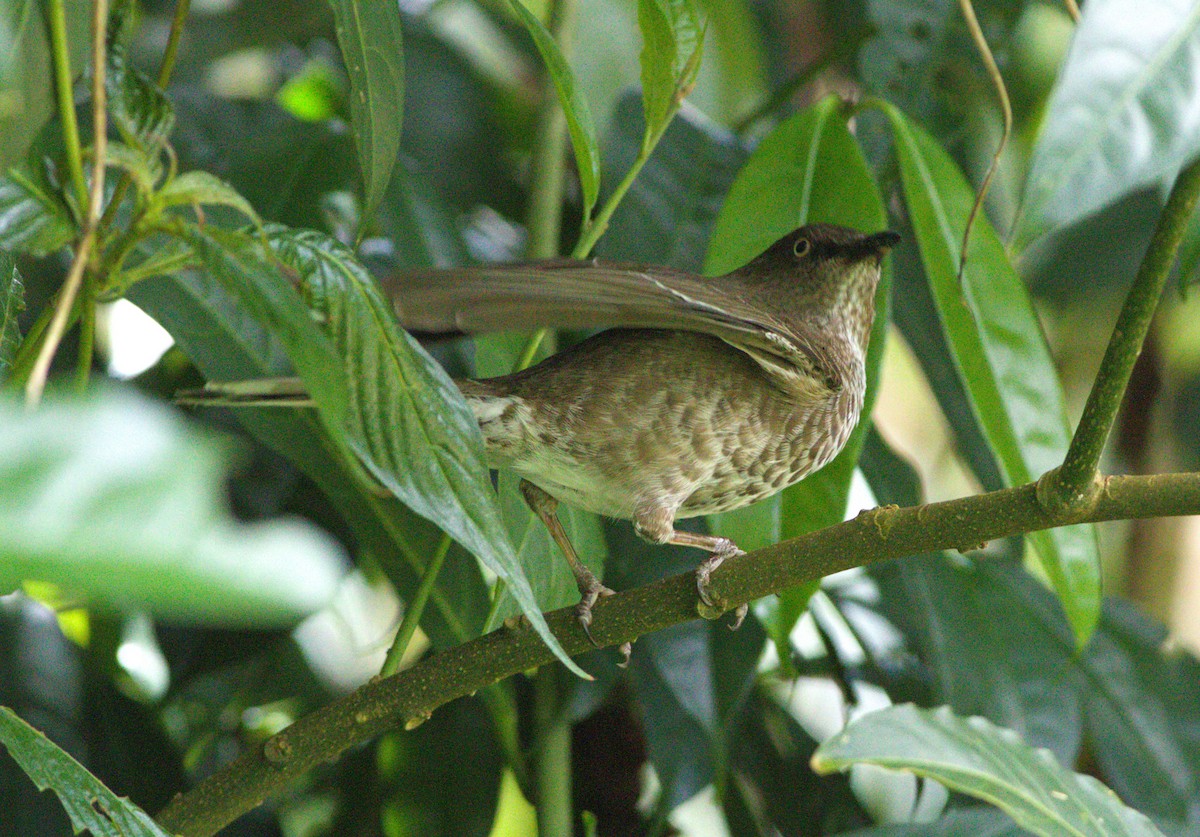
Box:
[383,223,899,637]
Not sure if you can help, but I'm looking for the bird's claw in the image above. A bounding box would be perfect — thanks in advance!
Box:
[575,583,616,648]
[695,546,747,626]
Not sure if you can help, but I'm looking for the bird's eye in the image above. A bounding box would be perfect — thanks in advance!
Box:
[792,237,811,258]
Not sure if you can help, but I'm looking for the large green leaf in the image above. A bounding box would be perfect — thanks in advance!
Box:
[0,0,89,169]
[327,0,405,227]
[813,704,1165,837]
[1015,0,1200,249]
[0,391,344,624]
[506,0,601,220]
[637,0,704,141]
[267,227,587,677]
[0,251,20,380]
[884,104,1101,645]
[0,707,170,837]
[704,95,887,651]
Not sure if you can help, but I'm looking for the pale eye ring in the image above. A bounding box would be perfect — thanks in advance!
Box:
[792,237,811,258]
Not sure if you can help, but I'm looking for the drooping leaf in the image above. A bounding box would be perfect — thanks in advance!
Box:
[0,707,171,837]
[327,0,405,228]
[152,171,263,228]
[0,391,344,624]
[506,0,601,221]
[883,104,1101,645]
[1015,0,1200,249]
[637,0,704,142]
[0,164,74,257]
[813,704,1165,837]
[267,226,587,677]
[0,251,21,380]
[176,224,349,449]
[704,95,888,653]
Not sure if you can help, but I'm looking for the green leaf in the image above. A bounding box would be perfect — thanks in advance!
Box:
[0,390,344,625]
[0,164,74,257]
[107,45,175,153]
[267,226,588,677]
[813,704,1165,837]
[0,706,171,837]
[327,0,405,227]
[153,170,263,228]
[0,0,89,169]
[704,95,887,651]
[178,225,349,447]
[883,104,1101,645]
[507,0,601,220]
[637,0,704,141]
[1015,0,1200,249]
[102,142,160,201]
[0,251,21,380]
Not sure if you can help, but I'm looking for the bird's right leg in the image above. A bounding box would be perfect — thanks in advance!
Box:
[519,480,626,661]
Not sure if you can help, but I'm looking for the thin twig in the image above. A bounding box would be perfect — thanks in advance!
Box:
[1062,0,1081,23]
[26,0,109,407]
[379,534,451,677]
[955,0,1012,286]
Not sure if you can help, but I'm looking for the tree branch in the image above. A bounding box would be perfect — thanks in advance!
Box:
[156,470,1200,837]
[1043,157,1200,512]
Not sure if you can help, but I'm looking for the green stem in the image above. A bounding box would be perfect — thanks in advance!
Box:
[534,667,573,837]
[46,0,88,214]
[5,302,58,391]
[1044,157,1200,512]
[571,132,658,260]
[74,276,95,392]
[379,534,452,677]
[524,0,580,260]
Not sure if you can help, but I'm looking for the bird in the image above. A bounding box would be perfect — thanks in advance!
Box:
[382,223,899,638]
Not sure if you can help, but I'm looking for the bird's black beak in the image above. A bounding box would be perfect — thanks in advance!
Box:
[850,230,902,261]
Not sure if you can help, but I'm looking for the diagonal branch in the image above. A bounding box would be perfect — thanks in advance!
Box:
[155,470,1200,837]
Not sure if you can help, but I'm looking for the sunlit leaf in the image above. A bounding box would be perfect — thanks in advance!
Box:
[0,391,344,624]
[638,0,704,141]
[507,0,601,220]
[268,226,588,677]
[884,104,1101,645]
[1015,0,1200,249]
[328,0,405,229]
[0,707,171,837]
[814,704,1165,837]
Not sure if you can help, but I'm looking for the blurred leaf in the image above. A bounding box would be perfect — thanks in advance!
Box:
[637,0,704,141]
[106,45,175,154]
[1082,600,1200,823]
[884,104,1101,644]
[0,251,21,379]
[152,171,263,228]
[858,430,1084,767]
[268,226,587,677]
[1015,0,1200,249]
[839,807,1034,836]
[814,704,1165,837]
[0,706,171,837]
[596,91,745,271]
[127,256,490,654]
[328,0,405,227]
[0,163,74,257]
[0,0,89,169]
[507,0,601,220]
[178,225,350,448]
[102,143,160,202]
[0,391,344,624]
[704,95,887,653]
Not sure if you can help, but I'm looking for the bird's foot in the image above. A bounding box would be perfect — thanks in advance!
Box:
[695,545,747,629]
[575,579,616,648]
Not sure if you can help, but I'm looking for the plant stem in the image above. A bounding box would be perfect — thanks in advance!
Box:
[74,275,95,392]
[534,668,573,837]
[155,469,1200,837]
[1043,157,1200,512]
[379,534,451,677]
[524,0,580,260]
[46,0,88,214]
[571,134,657,260]
[26,0,109,407]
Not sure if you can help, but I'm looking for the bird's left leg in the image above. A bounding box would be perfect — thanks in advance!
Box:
[633,507,748,630]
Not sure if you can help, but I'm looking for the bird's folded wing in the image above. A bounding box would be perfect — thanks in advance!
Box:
[383,261,839,394]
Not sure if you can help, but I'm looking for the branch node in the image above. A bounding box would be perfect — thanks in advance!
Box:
[263,735,293,765]
[1036,467,1103,522]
